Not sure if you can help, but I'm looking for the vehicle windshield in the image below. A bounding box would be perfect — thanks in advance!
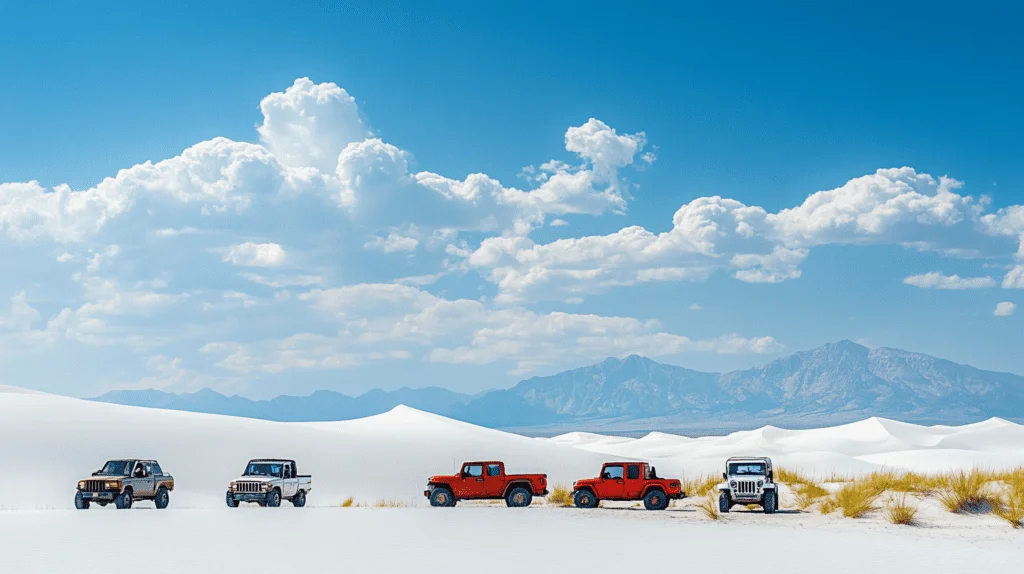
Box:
[728,462,767,476]
[244,462,283,476]
[100,460,132,476]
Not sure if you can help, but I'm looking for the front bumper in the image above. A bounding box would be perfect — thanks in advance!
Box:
[228,491,269,502]
[78,490,118,501]
[670,491,687,500]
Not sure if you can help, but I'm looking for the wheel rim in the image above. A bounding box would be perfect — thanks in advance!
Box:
[437,493,448,505]
[514,493,526,505]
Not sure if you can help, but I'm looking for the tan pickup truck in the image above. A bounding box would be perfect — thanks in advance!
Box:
[75,459,175,510]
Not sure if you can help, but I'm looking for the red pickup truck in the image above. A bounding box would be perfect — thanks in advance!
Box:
[572,462,684,510]
[425,461,548,507]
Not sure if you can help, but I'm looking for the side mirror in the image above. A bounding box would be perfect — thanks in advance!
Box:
[722,472,728,480]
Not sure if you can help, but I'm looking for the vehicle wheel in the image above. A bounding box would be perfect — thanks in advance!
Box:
[74,492,90,510]
[506,487,532,508]
[266,489,281,508]
[718,492,730,513]
[291,490,307,508]
[154,487,170,509]
[114,489,133,510]
[225,491,239,508]
[763,490,776,514]
[429,488,454,507]
[573,490,598,509]
[643,489,669,511]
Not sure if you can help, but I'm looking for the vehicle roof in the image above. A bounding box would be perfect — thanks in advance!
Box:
[462,461,504,465]
[602,461,650,466]
[106,459,156,463]
[726,456,772,462]
[248,458,296,463]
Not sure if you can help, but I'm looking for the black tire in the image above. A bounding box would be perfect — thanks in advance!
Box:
[154,487,170,509]
[225,491,239,508]
[573,490,598,509]
[266,488,281,508]
[506,487,532,508]
[74,492,90,510]
[114,489,133,510]
[291,490,307,508]
[719,492,731,513]
[763,490,776,514]
[643,489,669,511]
[429,488,454,507]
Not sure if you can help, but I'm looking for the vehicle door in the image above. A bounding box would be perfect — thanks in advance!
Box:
[623,463,645,498]
[457,464,485,498]
[136,462,155,497]
[281,463,298,498]
[595,464,625,499]
[483,463,504,497]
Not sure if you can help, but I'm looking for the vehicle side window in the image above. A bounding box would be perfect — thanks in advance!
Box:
[143,462,154,476]
[627,465,640,480]
[133,462,145,477]
[602,465,624,480]
[284,464,292,479]
[464,465,483,477]
[150,462,163,475]
[486,464,501,477]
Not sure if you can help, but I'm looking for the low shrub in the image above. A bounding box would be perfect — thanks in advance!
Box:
[833,481,878,518]
[547,484,574,507]
[793,481,830,510]
[885,494,918,525]
[696,492,719,521]
[684,474,722,498]
[937,469,997,514]
[340,497,354,508]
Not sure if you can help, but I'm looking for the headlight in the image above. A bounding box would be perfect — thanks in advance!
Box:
[229,482,236,490]
[265,483,273,491]
[757,480,764,488]
[78,481,85,490]
[105,481,121,489]
[730,481,737,488]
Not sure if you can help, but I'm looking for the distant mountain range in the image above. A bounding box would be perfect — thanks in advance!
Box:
[90,341,1024,433]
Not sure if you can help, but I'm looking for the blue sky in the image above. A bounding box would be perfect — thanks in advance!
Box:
[1,2,1023,398]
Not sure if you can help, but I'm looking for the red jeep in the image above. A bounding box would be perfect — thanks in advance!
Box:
[425,461,548,507]
[572,462,684,510]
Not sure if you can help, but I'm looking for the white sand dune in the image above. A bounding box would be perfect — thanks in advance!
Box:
[549,415,1024,477]
[1,386,1022,573]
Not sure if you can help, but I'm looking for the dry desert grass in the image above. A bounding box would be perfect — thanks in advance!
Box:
[546,484,574,507]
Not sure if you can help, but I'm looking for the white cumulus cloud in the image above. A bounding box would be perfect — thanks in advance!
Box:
[994,302,1016,317]
[222,242,287,267]
[902,272,996,290]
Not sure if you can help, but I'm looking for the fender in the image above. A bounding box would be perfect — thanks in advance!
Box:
[502,481,533,498]
[640,484,666,498]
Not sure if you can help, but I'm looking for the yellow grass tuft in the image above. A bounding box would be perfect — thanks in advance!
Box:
[818,496,838,515]
[832,481,878,518]
[683,474,722,498]
[547,484,574,507]
[885,494,918,525]
[696,492,720,520]
[340,497,354,508]
[794,481,830,510]
[936,469,998,514]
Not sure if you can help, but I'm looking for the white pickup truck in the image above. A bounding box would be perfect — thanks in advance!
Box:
[226,458,311,508]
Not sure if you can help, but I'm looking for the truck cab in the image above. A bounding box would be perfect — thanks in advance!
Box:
[717,456,778,514]
[75,459,174,510]
[425,461,548,507]
[226,458,312,508]
[571,462,684,510]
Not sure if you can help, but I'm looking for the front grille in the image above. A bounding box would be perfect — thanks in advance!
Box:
[85,480,106,492]
[736,480,757,495]
[235,481,264,493]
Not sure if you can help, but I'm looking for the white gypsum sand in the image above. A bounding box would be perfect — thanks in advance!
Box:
[0,386,1020,573]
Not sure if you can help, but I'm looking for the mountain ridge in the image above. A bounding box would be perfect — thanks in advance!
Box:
[88,341,1024,431]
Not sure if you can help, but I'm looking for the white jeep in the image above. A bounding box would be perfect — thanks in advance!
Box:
[717,456,778,514]
[226,458,311,508]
